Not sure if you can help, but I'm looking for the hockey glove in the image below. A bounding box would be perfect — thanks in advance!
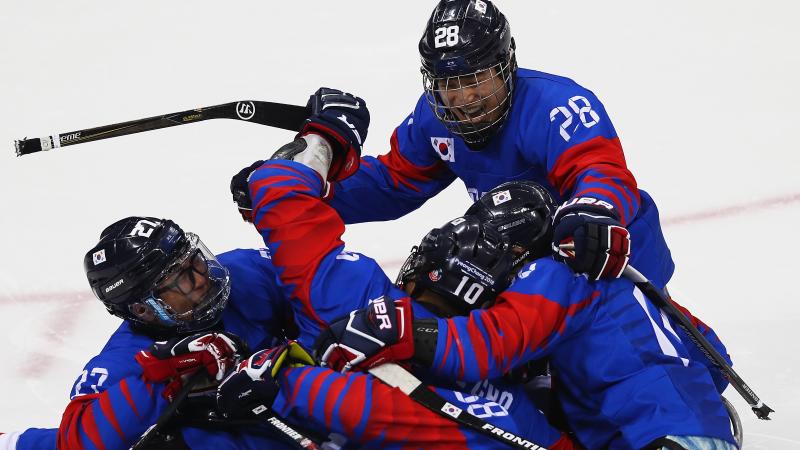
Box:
[313,297,415,373]
[230,160,265,223]
[135,331,247,401]
[552,197,631,280]
[216,341,314,419]
[300,87,369,181]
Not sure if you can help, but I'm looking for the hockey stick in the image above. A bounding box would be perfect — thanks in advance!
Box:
[622,264,774,420]
[131,370,208,450]
[257,413,323,450]
[369,363,548,450]
[14,100,310,156]
[132,369,323,450]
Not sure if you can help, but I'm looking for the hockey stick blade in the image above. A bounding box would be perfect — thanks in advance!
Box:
[622,265,773,420]
[369,363,548,450]
[14,101,310,156]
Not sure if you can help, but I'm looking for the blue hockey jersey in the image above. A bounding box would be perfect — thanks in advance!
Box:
[247,159,575,449]
[429,256,736,450]
[14,249,547,450]
[14,161,571,449]
[327,68,675,289]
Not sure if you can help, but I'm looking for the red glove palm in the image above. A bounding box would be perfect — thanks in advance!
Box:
[135,332,245,400]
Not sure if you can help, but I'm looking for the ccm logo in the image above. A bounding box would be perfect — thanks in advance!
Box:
[372,298,392,330]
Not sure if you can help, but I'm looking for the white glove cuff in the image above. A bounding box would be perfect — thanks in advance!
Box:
[295,133,333,181]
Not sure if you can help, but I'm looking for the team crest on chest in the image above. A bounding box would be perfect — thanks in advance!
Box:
[430,137,455,162]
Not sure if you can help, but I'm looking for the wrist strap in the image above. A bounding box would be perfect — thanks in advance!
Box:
[411,318,438,367]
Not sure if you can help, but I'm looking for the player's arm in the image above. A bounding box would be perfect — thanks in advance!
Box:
[326,97,457,224]
[427,263,598,382]
[57,329,243,450]
[2,429,56,450]
[246,157,348,329]
[542,88,640,225]
[315,260,598,382]
[669,299,732,392]
[534,88,639,280]
[57,360,169,450]
[217,342,575,450]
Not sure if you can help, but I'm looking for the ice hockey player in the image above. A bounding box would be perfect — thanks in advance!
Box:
[315,181,739,450]
[222,121,580,447]
[0,215,550,450]
[317,0,675,291]
[1,87,564,450]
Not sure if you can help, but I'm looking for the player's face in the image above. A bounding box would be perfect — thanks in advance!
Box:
[437,67,508,125]
[402,280,460,318]
[155,250,211,317]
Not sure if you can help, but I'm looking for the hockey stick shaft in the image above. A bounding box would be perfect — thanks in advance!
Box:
[369,363,547,450]
[623,265,773,419]
[14,100,310,156]
[131,370,207,450]
[260,413,323,450]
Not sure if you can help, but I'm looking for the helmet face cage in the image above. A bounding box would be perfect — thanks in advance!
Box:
[133,233,231,334]
[419,0,517,148]
[395,245,421,290]
[422,55,516,148]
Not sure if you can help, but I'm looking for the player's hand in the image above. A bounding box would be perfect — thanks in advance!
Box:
[300,87,369,181]
[230,160,265,223]
[216,341,314,419]
[135,332,247,401]
[313,297,414,372]
[552,197,631,280]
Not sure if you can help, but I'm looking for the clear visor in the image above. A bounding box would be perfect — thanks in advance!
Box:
[131,233,230,333]
[422,58,515,146]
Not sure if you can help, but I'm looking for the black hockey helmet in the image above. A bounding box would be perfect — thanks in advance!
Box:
[419,0,517,148]
[84,217,231,335]
[397,215,517,314]
[466,181,557,262]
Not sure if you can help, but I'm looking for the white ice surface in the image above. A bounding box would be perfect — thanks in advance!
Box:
[1,1,798,448]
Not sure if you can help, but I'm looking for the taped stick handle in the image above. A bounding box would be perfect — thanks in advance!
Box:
[623,264,773,420]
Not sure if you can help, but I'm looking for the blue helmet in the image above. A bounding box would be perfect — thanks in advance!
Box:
[419,0,517,148]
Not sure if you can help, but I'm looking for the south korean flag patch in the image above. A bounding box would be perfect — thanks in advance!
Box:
[441,402,462,418]
[92,249,107,266]
[431,137,455,162]
[491,190,512,206]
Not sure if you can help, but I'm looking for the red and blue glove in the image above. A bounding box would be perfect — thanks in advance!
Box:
[552,197,631,280]
[313,297,415,373]
[216,341,314,419]
[300,87,369,181]
[135,331,246,401]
